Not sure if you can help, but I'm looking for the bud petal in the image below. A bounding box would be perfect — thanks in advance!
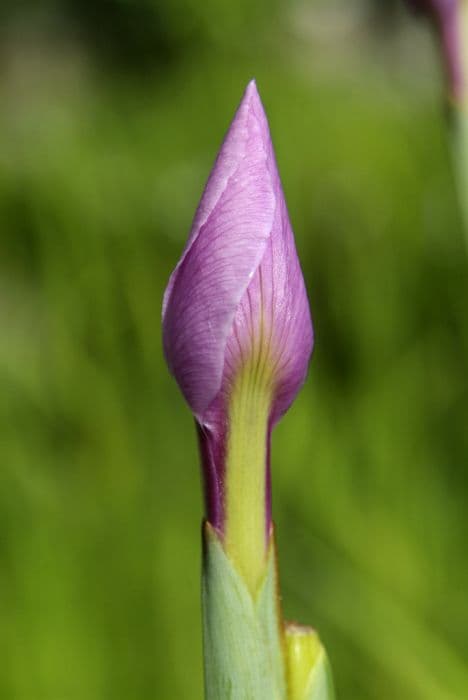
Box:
[163,80,312,424]
[163,80,277,420]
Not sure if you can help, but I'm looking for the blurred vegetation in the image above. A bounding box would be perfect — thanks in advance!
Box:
[1,0,468,698]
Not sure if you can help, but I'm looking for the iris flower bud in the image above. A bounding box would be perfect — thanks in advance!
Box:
[163,80,313,592]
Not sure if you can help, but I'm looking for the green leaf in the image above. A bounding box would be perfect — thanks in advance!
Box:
[202,523,287,700]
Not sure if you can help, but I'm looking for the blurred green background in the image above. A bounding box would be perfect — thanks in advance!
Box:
[1,0,468,698]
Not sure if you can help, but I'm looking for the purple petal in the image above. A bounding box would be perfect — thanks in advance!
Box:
[223,177,313,427]
[163,81,277,419]
[163,81,312,424]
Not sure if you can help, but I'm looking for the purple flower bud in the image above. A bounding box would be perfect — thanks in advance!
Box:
[162,81,313,540]
[405,0,463,102]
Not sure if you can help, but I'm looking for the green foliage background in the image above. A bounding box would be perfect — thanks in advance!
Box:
[1,1,467,698]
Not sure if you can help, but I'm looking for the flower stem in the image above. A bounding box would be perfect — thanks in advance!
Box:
[224,354,273,594]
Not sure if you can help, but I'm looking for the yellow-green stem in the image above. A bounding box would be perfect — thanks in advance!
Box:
[224,351,273,595]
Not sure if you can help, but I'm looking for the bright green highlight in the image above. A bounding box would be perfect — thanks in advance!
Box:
[286,625,335,700]
[224,336,274,595]
[203,523,287,700]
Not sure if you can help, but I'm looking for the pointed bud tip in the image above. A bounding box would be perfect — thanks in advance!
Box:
[234,78,268,141]
[244,78,259,100]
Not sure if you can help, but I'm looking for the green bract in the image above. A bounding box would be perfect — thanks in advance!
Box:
[202,524,286,700]
[203,525,335,700]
